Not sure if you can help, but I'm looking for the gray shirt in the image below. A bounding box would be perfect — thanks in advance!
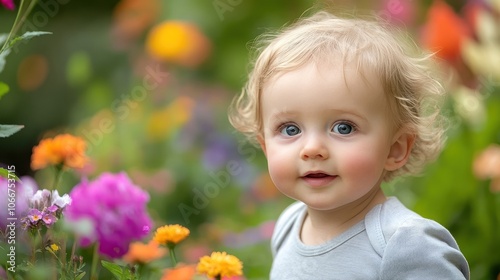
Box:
[270,197,470,279]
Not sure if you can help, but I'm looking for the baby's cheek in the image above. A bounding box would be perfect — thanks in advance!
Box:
[341,151,383,183]
[267,146,297,186]
[267,156,289,183]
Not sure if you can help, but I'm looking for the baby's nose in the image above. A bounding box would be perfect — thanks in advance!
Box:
[300,136,329,160]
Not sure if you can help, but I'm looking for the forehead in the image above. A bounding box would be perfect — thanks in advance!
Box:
[261,61,387,116]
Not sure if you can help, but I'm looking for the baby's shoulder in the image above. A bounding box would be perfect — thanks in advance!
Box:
[365,198,470,278]
[270,201,305,255]
[365,197,459,256]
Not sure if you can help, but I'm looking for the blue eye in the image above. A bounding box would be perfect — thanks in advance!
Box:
[333,123,354,135]
[280,124,301,136]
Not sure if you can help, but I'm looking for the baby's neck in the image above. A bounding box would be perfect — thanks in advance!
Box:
[300,188,386,245]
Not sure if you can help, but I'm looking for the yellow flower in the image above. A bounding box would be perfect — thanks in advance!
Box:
[122,241,167,264]
[31,134,88,170]
[145,20,211,68]
[49,244,59,252]
[196,251,243,278]
[153,224,190,246]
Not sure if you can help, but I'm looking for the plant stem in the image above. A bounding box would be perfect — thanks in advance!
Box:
[90,243,99,280]
[168,244,177,266]
[38,229,45,262]
[0,0,39,53]
[29,228,39,264]
[52,165,64,190]
[137,263,150,280]
[0,0,24,54]
[60,233,67,267]
[70,235,77,262]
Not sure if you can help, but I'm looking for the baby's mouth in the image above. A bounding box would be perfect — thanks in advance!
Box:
[302,171,333,178]
[301,172,337,187]
[304,173,330,178]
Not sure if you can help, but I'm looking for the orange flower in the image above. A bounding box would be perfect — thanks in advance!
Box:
[122,241,166,264]
[145,21,211,68]
[161,263,196,280]
[473,144,500,193]
[112,0,160,43]
[421,0,471,62]
[196,251,243,278]
[31,134,88,170]
[153,224,190,246]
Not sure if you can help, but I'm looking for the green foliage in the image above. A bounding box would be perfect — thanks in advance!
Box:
[0,124,23,138]
[101,261,136,280]
[1,0,499,279]
[0,81,9,98]
[4,31,52,50]
[0,167,19,180]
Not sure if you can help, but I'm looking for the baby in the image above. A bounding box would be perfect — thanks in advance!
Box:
[229,11,469,279]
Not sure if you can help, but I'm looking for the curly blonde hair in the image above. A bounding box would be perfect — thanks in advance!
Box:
[228,11,446,181]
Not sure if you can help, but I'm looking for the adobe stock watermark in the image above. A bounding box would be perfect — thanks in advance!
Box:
[79,64,169,153]
[5,165,17,273]
[213,0,243,21]
[178,133,258,224]
[13,0,71,53]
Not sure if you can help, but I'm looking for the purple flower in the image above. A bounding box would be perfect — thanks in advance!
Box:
[0,176,38,230]
[1,0,15,10]
[20,189,71,230]
[42,213,57,226]
[65,172,152,258]
[28,209,43,223]
[47,205,58,213]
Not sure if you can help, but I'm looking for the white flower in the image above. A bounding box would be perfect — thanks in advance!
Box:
[30,189,51,209]
[29,189,71,209]
[51,190,72,208]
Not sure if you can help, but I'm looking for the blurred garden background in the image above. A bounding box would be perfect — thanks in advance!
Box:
[0,0,499,279]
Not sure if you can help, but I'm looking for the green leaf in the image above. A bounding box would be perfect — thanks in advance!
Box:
[0,124,24,137]
[1,31,50,73]
[8,31,52,49]
[0,48,11,73]
[0,34,8,46]
[101,260,126,280]
[0,168,20,181]
[75,272,86,280]
[0,82,9,99]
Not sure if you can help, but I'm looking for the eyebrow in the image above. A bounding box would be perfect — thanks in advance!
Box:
[269,110,299,119]
[269,108,367,121]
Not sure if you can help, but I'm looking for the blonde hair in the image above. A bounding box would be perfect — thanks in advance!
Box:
[228,11,446,181]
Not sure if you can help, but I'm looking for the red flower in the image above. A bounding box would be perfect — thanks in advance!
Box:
[421,0,471,62]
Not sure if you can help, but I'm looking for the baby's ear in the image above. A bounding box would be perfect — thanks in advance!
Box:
[385,130,415,171]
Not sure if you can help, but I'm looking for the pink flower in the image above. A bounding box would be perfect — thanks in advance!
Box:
[65,172,152,258]
[42,213,57,226]
[28,209,43,223]
[473,144,500,193]
[1,0,15,10]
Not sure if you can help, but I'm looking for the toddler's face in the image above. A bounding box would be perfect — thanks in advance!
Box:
[259,62,396,211]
